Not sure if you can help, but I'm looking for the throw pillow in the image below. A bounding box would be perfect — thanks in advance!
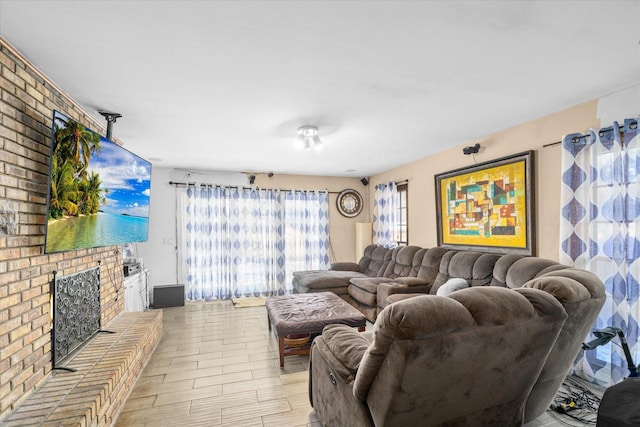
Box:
[436,277,470,296]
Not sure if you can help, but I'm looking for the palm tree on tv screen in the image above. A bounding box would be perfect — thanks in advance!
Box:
[78,171,108,215]
[49,118,104,220]
[49,155,79,219]
[55,118,101,179]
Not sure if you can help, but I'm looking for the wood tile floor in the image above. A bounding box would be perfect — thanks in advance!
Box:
[115,301,594,427]
[115,301,317,427]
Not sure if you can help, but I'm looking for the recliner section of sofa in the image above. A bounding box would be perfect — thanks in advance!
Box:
[310,287,569,427]
[374,247,448,315]
[293,245,449,311]
[508,259,606,422]
[374,249,501,320]
[348,245,423,321]
[377,251,606,423]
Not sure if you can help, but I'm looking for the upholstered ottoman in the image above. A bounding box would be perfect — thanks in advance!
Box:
[266,292,366,367]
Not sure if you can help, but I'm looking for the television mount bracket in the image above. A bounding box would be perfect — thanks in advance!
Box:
[98,111,122,141]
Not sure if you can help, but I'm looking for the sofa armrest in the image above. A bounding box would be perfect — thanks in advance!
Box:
[377,282,433,309]
[309,332,373,420]
[320,324,371,378]
[331,262,361,272]
[384,293,428,305]
[392,277,429,286]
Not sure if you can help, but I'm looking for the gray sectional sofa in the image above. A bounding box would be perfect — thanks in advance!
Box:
[294,244,606,425]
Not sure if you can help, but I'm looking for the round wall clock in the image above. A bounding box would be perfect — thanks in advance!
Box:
[336,189,363,218]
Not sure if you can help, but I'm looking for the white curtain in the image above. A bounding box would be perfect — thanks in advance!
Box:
[283,190,331,276]
[560,117,640,386]
[178,186,329,300]
[372,181,398,248]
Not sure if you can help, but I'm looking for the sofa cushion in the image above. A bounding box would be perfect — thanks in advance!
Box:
[409,248,428,277]
[392,277,428,286]
[330,262,361,272]
[524,275,591,303]
[436,277,469,296]
[449,287,563,325]
[348,279,380,307]
[350,277,391,290]
[364,245,392,277]
[357,244,377,273]
[489,254,524,287]
[533,268,605,300]
[294,271,368,291]
[504,257,568,288]
[415,247,449,281]
[384,293,423,305]
[431,251,501,293]
[381,246,422,278]
[292,270,324,281]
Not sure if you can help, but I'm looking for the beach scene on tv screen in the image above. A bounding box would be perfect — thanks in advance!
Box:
[46,112,151,253]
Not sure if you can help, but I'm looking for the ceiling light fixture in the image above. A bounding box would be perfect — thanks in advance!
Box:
[296,125,323,151]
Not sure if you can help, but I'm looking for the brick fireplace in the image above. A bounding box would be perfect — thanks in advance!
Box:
[0,37,150,421]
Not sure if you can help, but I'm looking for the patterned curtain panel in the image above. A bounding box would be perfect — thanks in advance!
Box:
[283,191,331,280]
[560,118,640,386]
[373,181,398,248]
[179,186,329,300]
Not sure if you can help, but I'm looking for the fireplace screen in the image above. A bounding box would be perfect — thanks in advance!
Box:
[52,266,101,366]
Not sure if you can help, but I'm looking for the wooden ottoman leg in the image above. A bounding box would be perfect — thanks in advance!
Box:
[278,335,285,368]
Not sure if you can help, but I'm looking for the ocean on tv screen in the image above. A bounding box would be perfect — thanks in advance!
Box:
[45,212,149,253]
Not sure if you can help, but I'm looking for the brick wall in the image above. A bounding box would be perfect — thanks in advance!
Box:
[0,38,125,419]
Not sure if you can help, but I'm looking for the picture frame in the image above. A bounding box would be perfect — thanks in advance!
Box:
[434,151,535,255]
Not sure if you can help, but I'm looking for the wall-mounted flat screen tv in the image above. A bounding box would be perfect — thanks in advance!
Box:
[44,111,151,253]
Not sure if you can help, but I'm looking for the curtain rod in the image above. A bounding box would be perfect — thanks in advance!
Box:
[543,118,638,148]
[168,181,339,194]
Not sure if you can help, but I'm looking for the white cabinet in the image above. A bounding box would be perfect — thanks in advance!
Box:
[124,268,150,312]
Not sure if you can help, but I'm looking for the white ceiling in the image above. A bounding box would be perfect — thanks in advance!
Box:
[1,1,639,178]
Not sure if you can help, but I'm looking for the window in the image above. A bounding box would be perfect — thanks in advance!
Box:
[373,181,408,248]
[396,183,408,245]
[559,118,640,386]
[179,186,330,300]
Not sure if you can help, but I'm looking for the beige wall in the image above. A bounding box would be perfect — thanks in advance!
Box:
[369,100,601,260]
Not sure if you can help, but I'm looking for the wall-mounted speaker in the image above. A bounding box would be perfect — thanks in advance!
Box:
[463,143,480,155]
[360,177,369,186]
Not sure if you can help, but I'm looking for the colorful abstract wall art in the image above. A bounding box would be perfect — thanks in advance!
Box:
[435,151,535,255]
